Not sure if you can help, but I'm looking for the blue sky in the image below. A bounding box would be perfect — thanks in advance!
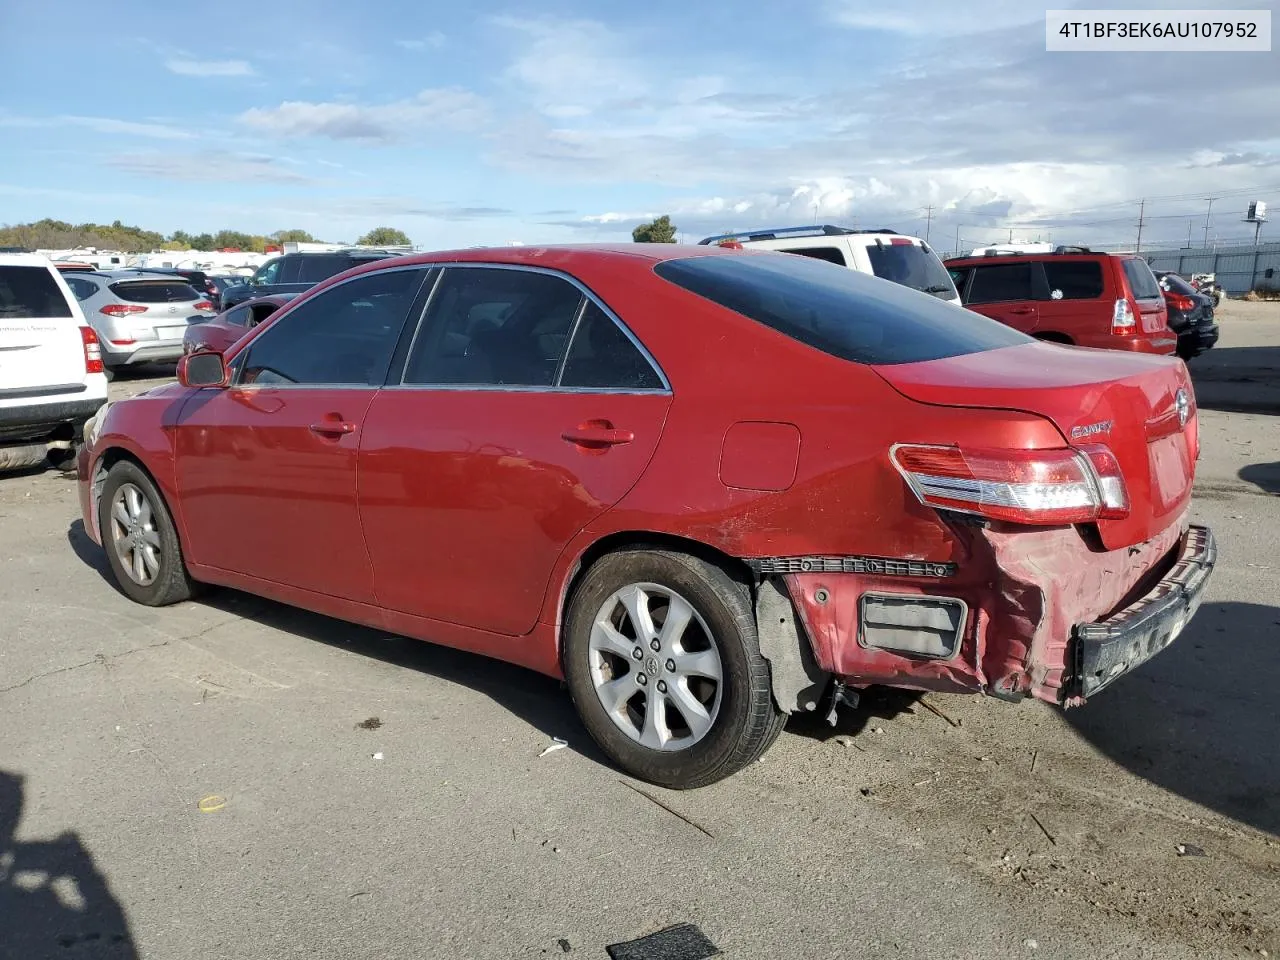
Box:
[1,0,1277,251]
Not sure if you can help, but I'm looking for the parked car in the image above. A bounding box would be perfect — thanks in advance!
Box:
[77,245,1214,789]
[111,267,220,306]
[944,246,1176,354]
[183,294,296,355]
[1156,271,1220,361]
[206,274,248,311]
[61,271,215,372]
[697,225,961,304]
[0,253,107,471]
[52,261,99,274]
[219,249,398,310]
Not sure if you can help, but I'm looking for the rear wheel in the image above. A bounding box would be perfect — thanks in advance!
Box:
[99,461,196,606]
[563,549,786,789]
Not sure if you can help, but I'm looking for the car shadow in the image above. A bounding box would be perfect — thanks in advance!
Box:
[1189,345,1280,415]
[67,521,602,763]
[786,686,925,742]
[1239,461,1280,495]
[0,771,138,959]
[1065,600,1280,837]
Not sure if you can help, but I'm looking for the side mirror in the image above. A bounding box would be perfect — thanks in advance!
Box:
[177,351,229,388]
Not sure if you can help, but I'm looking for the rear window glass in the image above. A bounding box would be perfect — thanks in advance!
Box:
[109,280,200,303]
[1159,273,1196,296]
[785,246,847,266]
[1043,261,1104,299]
[1122,259,1162,300]
[0,266,74,318]
[967,263,1034,304]
[653,253,1030,366]
[864,243,957,300]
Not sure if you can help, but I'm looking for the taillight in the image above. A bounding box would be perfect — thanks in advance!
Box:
[1111,298,1136,335]
[889,237,913,245]
[890,444,1129,526]
[80,326,103,374]
[194,300,213,311]
[1167,293,1195,312]
[717,240,744,249]
[100,304,147,317]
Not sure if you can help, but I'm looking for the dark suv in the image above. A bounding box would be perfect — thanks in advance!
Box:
[944,247,1176,355]
[220,249,398,309]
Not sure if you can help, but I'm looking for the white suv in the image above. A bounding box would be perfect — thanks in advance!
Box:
[0,253,109,471]
[698,225,961,305]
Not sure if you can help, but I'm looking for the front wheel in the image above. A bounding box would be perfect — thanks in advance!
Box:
[563,550,786,789]
[99,461,196,606]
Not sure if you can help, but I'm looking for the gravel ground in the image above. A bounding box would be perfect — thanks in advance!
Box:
[1,306,1277,960]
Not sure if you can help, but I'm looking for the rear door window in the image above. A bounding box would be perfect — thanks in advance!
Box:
[785,247,847,266]
[654,253,1029,366]
[966,263,1035,304]
[1042,261,1104,300]
[560,301,664,390]
[297,255,347,284]
[64,276,100,301]
[0,266,74,318]
[864,242,957,299]
[109,280,199,303]
[1122,259,1162,301]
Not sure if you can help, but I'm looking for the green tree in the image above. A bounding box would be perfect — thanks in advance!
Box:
[271,228,316,244]
[190,233,215,251]
[357,226,411,246]
[632,215,677,243]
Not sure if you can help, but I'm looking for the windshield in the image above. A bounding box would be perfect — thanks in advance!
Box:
[864,242,958,299]
[654,252,1029,365]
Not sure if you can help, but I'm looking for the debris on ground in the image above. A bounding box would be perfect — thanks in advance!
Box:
[371,752,384,761]
[538,737,569,757]
[606,922,721,960]
[197,795,226,813]
[355,717,382,730]
[1176,843,1207,858]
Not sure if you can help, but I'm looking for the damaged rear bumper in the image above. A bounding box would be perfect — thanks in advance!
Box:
[1068,524,1215,702]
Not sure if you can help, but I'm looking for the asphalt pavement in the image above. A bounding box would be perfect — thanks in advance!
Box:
[1,309,1278,960]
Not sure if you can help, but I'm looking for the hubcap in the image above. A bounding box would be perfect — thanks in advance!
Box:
[587,582,724,752]
[108,482,161,586]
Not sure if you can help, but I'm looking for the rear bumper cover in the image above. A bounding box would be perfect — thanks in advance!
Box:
[0,396,107,442]
[1070,524,1215,700]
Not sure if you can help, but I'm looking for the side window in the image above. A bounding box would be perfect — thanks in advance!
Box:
[948,267,972,299]
[403,268,584,387]
[277,256,302,284]
[298,255,344,284]
[1042,261,1104,300]
[967,263,1034,304]
[254,259,282,285]
[65,276,98,301]
[222,305,250,327]
[561,302,663,390]
[785,247,847,266]
[240,268,426,386]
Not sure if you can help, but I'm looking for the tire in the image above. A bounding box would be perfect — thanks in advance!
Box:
[0,443,49,473]
[563,549,786,789]
[98,460,196,606]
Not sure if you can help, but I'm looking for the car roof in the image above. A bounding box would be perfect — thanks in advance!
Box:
[76,270,197,281]
[944,249,1129,266]
[0,252,57,268]
[363,243,744,272]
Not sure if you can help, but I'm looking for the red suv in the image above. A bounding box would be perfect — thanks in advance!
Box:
[945,247,1176,354]
[75,245,1213,789]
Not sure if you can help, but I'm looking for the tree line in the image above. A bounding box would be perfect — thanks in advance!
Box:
[0,219,411,253]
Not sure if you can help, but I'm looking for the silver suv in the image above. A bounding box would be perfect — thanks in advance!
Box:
[63,271,216,371]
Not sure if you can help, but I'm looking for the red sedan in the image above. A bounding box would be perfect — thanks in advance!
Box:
[76,245,1215,788]
[182,293,297,356]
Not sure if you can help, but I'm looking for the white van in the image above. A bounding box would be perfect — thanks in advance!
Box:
[0,253,109,471]
[698,225,961,305]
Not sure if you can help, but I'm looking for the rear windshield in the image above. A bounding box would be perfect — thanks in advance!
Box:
[864,242,957,300]
[109,280,200,303]
[654,253,1031,366]
[1159,273,1196,296]
[0,265,73,319]
[1122,259,1162,300]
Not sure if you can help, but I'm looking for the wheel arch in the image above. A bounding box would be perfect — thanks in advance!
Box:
[91,445,184,549]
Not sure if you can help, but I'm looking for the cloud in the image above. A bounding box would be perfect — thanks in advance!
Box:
[394,31,446,50]
[825,0,1043,35]
[107,151,319,184]
[237,88,487,142]
[165,58,254,77]
[0,112,193,140]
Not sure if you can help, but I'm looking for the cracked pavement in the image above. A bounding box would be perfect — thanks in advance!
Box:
[1,316,1279,959]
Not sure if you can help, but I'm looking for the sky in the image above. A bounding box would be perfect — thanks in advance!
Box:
[1,0,1278,252]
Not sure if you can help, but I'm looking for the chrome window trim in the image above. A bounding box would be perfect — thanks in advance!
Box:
[231,264,432,389]
[397,261,672,394]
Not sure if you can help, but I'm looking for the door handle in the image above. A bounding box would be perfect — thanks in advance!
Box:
[309,419,357,438]
[1008,306,1035,315]
[562,420,635,449]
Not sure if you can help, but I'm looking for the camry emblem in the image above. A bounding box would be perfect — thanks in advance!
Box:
[1070,420,1113,440]
[1175,389,1190,427]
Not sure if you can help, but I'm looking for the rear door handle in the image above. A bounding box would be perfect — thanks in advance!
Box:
[1008,306,1036,315]
[562,421,635,448]
[309,419,357,438]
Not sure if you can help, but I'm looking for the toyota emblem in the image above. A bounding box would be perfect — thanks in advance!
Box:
[1175,389,1190,427]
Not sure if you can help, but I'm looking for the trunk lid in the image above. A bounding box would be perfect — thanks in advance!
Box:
[873,341,1196,550]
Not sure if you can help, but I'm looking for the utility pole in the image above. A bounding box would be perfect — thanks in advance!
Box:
[954,223,961,257]
[1186,220,1193,248]
[1135,198,1146,252]
[1203,197,1215,247]
[924,205,934,243]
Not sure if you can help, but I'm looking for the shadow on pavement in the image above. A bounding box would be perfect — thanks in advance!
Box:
[1239,461,1280,495]
[1190,345,1280,415]
[1066,601,1280,837]
[0,771,137,959]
